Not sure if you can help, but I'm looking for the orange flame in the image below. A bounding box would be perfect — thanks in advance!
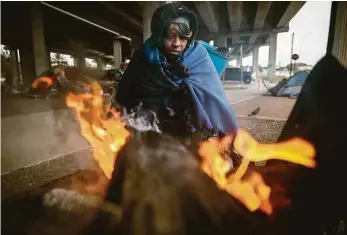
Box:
[66,80,316,215]
[32,76,54,89]
[66,89,130,179]
[199,128,316,214]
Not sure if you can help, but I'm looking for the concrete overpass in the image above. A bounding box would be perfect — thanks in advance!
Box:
[184,1,305,81]
[2,1,346,199]
[2,1,305,89]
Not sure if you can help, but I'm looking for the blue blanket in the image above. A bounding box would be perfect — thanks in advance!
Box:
[116,39,238,135]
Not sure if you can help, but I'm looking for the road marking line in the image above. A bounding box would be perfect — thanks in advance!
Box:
[230,96,258,105]
[236,115,288,121]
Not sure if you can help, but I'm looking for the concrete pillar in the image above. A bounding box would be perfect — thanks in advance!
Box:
[77,52,86,70]
[19,49,36,88]
[75,45,86,70]
[113,37,122,69]
[31,3,49,76]
[46,50,52,69]
[252,46,261,90]
[73,57,78,67]
[96,56,105,71]
[267,32,277,81]
[130,37,143,56]
[215,36,226,48]
[252,46,259,76]
[19,3,49,87]
[9,49,21,89]
[143,1,163,42]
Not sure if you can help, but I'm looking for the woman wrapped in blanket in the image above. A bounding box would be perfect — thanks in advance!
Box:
[116,3,238,140]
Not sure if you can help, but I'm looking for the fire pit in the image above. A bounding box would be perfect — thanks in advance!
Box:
[4,55,346,235]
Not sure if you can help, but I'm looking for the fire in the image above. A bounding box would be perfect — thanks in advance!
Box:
[32,76,54,89]
[66,79,316,215]
[199,128,316,215]
[66,90,130,179]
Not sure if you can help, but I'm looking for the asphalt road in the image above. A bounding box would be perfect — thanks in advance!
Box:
[223,80,267,105]
[223,80,297,120]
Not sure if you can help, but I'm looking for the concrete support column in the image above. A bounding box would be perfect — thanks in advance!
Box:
[75,46,86,70]
[113,37,122,69]
[31,3,49,76]
[130,37,143,56]
[46,50,52,69]
[96,56,105,71]
[252,46,260,88]
[252,46,259,77]
[267,32,277,81]
[9,49,21,89]
[143,1,163,42]
[19,3,49,87]
[19,49,36,88]
[73,57,78,67]
[215,36,226,48]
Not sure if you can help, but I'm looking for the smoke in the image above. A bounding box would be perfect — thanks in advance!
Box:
[121,104,161,134]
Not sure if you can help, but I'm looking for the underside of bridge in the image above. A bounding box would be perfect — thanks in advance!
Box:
[1,1,306,86]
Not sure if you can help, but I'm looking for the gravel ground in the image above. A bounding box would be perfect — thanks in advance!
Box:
[237,117,286,143]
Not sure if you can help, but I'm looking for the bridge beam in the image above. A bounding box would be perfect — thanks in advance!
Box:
[249,2,272,44]
[101,2,142,29]
[201,27,289,41]
[194,2,219,33]
[277,1,306,27]
[227,1,243,52]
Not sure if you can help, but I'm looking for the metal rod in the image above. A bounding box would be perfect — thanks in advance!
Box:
[40,1,131,41]
[289,33,294,77]
[240,43,243,88]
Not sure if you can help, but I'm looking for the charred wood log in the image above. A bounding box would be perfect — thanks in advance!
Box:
[86,131,276,235]
[28,55,346,235]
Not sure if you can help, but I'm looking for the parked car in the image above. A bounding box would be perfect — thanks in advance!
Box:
[223,68,252,84]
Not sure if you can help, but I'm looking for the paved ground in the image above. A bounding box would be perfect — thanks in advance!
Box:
[2,80,299,235]
[232,96,296,120]
[224,80,267,104]
[224,80,297,120]
[1,80,287,119]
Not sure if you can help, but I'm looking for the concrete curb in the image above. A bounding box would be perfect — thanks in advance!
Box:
[1,148,95,200]
[1,116,287,200]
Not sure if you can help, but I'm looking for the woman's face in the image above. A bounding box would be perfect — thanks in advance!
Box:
[162,24,189,60]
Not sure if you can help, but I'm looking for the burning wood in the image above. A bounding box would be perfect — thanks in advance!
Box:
[64,72,318,235]
[66,92,130,179]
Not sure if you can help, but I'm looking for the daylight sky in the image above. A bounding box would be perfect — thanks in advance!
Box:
[241,1,332,67]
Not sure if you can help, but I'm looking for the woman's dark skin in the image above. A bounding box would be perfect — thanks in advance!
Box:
[162,24,190,62]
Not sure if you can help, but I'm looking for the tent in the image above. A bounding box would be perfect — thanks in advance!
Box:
[263,71,309,97]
